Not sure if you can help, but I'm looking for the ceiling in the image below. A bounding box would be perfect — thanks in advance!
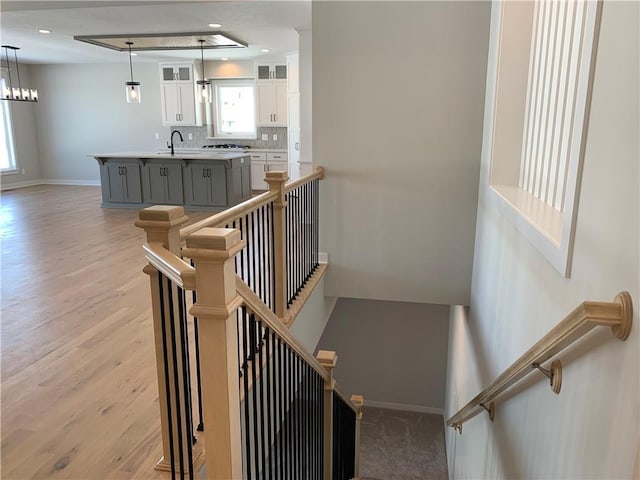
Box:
[0,0,311,64]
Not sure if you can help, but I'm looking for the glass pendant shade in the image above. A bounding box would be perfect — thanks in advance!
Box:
[197,80,212,104]
[197,39,212,104]
[126,81,141,103]
[124,42,141,104]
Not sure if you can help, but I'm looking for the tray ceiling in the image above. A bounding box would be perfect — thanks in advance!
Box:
[74,32,247,51]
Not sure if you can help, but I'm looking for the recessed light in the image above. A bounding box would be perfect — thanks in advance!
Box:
[261,49,270,53]
[208,23,222,28]
[130,52,138,56]
[38,29,51,34]
[221,57,229,61]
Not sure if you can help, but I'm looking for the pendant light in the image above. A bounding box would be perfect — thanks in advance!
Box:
[1,46,38,102]
[125,41,141,103]
[196,39,212,104]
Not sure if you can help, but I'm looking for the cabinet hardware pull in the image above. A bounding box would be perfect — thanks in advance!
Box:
[295,142,300,150]
[207,168,211,178]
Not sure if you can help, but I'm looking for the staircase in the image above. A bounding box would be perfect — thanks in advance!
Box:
[137,168,364,480]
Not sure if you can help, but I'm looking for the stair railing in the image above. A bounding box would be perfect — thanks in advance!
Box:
[447,292,633,433]
[137,168,365,479]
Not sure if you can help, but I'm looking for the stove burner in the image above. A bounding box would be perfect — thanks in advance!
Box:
[202,144,250,149]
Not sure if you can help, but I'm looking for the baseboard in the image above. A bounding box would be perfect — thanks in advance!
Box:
[1,179,100,191]
[363,400,444,416]
[1,179,42,190]
[41,179,101,186]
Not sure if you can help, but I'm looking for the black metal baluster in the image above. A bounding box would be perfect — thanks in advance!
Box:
[257,321,266,479]
[257,206,264,305]
[166,278,185,478]
[278,338,285,480]
[177,286,195,479]
[250,315,260,478]
[265,327,273,480]
[241,307,252,479]
[157,274,176,479]
[189,261,205,433]
[286,192,291,306]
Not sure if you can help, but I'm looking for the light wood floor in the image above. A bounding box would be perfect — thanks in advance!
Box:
[1,185,213,480]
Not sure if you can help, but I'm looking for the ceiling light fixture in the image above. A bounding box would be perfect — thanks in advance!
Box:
[125,41,141,103]
[196,39,212,104]
[221,57,229,61]
[261,49,270,53]
[38,29,51,34]
[208,23,222,28]
[1,46,38,102]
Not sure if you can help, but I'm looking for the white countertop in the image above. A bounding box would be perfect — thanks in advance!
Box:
[90,151,249,161]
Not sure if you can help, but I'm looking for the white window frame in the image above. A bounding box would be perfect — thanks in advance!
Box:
[211,79,257,140]
[486,0,601,277]
[0,95,18,174]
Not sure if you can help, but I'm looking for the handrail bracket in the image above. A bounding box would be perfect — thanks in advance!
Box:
[531,359,562,394]
[479,401,496,421]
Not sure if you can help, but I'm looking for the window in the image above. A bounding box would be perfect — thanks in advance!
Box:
[212,80,256,139]
[0,100,16,172]
[486,0,601,277]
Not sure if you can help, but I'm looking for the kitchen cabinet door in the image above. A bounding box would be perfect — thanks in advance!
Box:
[145,163,184,205]
[184,165,211,206]
[256,78,287,126]
[241,163,252,199]
[184,164,227,207]
[251,160,267,191]
[104,162,142,204]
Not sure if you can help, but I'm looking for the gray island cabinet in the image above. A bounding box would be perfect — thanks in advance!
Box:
[92,151,252,210]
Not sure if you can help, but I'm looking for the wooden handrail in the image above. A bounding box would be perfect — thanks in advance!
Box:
[179,191,278,240]
[447,291,633,430]
[236,275,330,383]
[335,383,357,413]
[179,166,325,241]
[143,242,195,289]
[284,166,324,193]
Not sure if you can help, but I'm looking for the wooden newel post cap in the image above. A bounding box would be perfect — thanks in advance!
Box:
[317,350,338,369]
[265,171,289,184]
[135,205,189,228]
[183,227,245,260]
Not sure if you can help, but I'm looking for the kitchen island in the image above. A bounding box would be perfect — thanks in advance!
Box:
[92,151,252,210]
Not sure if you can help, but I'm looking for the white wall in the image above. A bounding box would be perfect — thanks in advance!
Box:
[32,62,169,183]
[313,1,491,305]
[1,64,42,188]
[289,274,337,353]
[445,2,639,478]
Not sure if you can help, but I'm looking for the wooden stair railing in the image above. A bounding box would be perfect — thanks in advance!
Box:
[447,292,633,433]
[137,168,364,479]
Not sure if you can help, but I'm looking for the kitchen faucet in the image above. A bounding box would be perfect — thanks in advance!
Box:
[168,130,184,156]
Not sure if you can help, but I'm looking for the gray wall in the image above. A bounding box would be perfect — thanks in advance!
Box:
[313,1,491,306]
[317,298,450,411]
[32,62,169,182]
[446,2,639,478]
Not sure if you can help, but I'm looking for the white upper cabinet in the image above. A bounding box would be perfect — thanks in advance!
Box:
[159,63,203,126]
[256,64,287,81]
[255,63,288,127]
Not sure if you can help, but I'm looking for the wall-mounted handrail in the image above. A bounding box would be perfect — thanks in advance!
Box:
[447,292,633,431]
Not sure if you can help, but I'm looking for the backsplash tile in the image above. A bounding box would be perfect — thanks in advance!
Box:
[169,126,288,150]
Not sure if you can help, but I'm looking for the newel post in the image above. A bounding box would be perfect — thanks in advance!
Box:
[350,394,365,480]
[182,227,245,479]
[317,350,338,480]
[265,171,289,320]
[135,206,194,473]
